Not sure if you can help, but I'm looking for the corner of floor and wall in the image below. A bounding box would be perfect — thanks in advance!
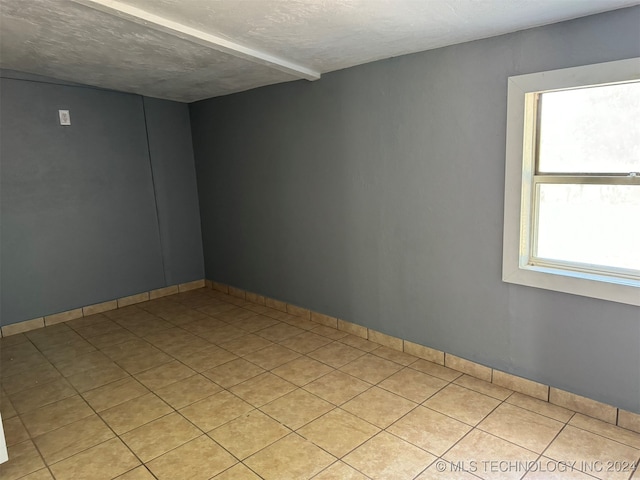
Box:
[1,3,639,425]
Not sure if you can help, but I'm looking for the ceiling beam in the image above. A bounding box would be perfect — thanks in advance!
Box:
[70,0,321,81]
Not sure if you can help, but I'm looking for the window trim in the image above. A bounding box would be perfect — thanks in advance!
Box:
[502,58,640,306]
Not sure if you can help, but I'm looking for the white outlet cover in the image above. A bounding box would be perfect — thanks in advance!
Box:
[58,110,71,125]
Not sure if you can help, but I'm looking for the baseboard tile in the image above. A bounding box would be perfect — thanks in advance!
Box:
[209,280,639,429]
[3,278,635,431]
[1,317,45,337]
[1,279,205,338]
[83,300,118,316]
[368,328,403,351]
[403,340,445,365]
[44,308,83,326]
[337,319,368,339]
[150,286,179,300]
[179,279,205,293]
[286,304,311,320]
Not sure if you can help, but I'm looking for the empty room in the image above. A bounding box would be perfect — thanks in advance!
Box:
[0,1,639,479]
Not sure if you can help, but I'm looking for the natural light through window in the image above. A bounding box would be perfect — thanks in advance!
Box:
[533,82,640,277]
[502,58,640,305]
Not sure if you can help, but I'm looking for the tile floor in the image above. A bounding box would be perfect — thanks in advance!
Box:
[0,288,638,480]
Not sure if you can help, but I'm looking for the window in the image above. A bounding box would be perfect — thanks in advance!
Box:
[503,58,640,306]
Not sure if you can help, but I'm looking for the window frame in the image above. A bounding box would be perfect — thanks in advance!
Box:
[502,58,640,306]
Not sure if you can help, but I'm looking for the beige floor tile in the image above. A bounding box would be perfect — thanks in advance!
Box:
[245,433,335,480]
[338,334,380,352]
[203,358,265,388]
[21,395,94,437]
[379,368,448,403]
[0,332,29,346]
[279,331,333,354]
[343,432,436,480]
[66,312,108,328]
[74,320,123,339]
[544,425,640,480]
[219,334,274,356]
[115,348,173,375]
[230,372,297,407]
[2,416,30,446]
[423,384,501,426]
[143,326,207,346]
[311,325,349,340]
[232,314,279,333]
[243,344,301,370]
[197,303,238,317]
[198,324,247,344]
[569,413,640,449]
[313,461,369,479]
[88,329,139,349]
[272,356,333,386]
[308,342,366,368]
[175,345,238,372]
[371,346,419,366]
[260,388,334,430]
[415,461,480,480]
[99,392,172,435]
[0,440,46,480]
[410,359,463,382]
[66,362,129,392]
[522,458,607,479]
[387,406,472,456]
[1,352,51,379]
[256,323,305,343]
[342,386,417,428]
[121,412,201,462]
[10,378,76,414]
[82,377,149,412]
[299,408,380,457]
[303,370,371,406]
[209,410,290,459]
[1,363,63,395]
[155,374,222,409]
[180,390,253,431]
[54,349,113,377]
[1,340,41,361]
[443,430,538,480]
[506,392,574,423]
[115,466,157,479]
[339,354,403,384]
[1,391,18,419]
[134,360,196,390]
[100,338,152,361]
[213,463,262,479]
[49,438,140,480]
[33,414,114,464]
[477,403,564,453]
[19,469,56,480]
[454,375,513,400]
[147,435,237,480]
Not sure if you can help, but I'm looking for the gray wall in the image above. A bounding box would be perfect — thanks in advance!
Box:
[0,72,203,325]
[191,7,640,413]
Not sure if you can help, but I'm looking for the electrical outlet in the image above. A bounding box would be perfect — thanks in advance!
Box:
[58,110,71,126]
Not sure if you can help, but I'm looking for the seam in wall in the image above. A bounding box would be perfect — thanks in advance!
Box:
[141,96,168,285]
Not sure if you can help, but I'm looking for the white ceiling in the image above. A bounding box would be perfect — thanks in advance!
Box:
[1,0,638,103]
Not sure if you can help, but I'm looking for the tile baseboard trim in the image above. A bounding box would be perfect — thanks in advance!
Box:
[213,280,640,432]
[0,279,206,338]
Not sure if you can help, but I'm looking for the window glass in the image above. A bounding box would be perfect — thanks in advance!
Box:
[535,183,640,271]
[537,82,640,174]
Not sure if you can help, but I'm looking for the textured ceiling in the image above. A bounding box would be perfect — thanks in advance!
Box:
[1,0,638,102]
